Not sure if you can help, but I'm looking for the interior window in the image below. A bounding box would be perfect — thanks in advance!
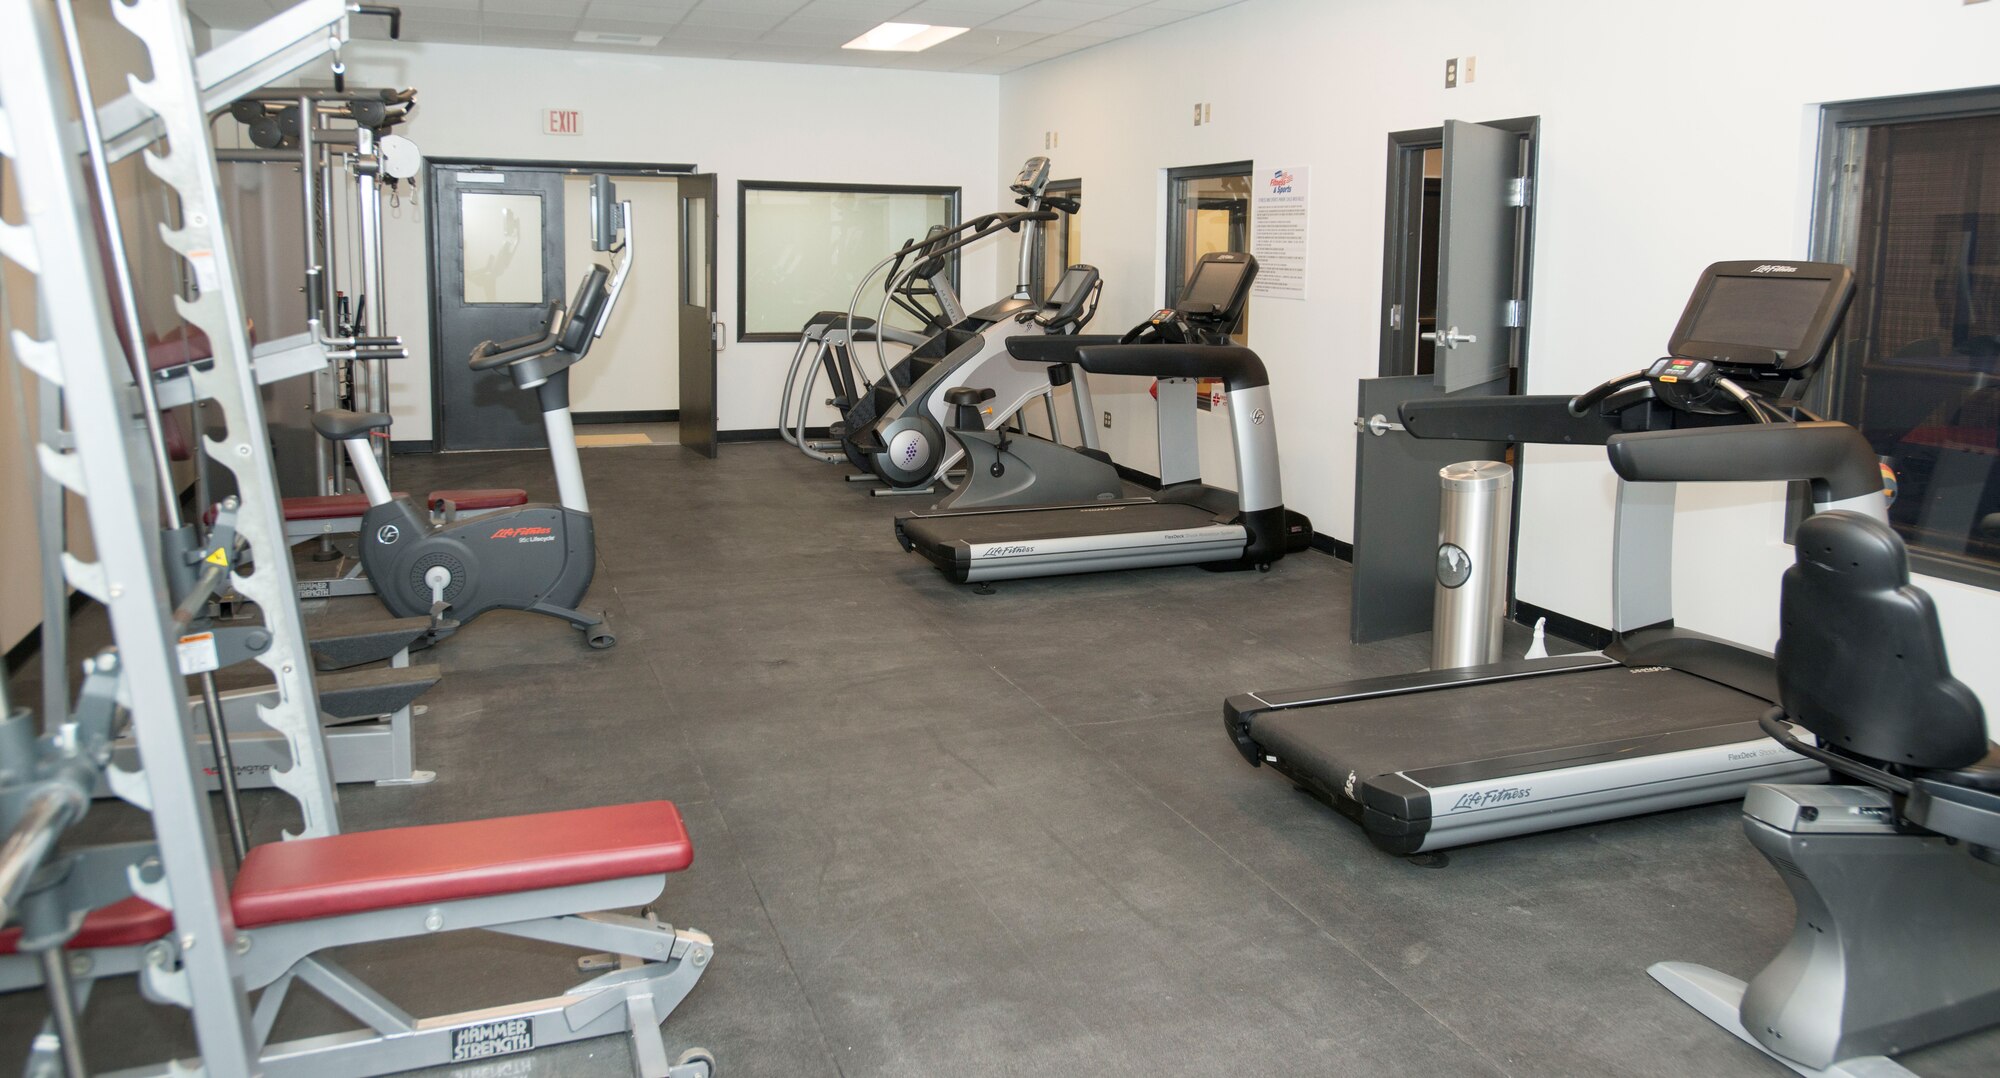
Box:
[1817,94,2000,587]
[1167,163,1252,340]
[738,182,957,341]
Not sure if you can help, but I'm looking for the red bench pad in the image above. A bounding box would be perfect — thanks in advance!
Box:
[231,801,692,928]
[428,488,529,511]
[0,896,172,954]
[281,493,408,521]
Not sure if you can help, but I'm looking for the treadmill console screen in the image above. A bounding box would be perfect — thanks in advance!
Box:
[1665,261,1854,372]
[1686,277,1829,355]
[1046,265,1094,310]
[1176,253,1258,323]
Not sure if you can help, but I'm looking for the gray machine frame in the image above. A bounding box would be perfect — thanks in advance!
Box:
[0,4,716,1075]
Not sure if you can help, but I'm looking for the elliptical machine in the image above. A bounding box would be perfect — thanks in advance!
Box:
[845,158,1100,492]
[312,175,631,649]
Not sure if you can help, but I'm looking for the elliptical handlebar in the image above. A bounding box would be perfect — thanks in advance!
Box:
[468,301,565,370]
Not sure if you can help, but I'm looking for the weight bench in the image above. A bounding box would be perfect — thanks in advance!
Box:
[0,801,715,1077]
[286,487,528,600]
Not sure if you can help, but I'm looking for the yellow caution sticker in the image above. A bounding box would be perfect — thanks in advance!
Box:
[205,547,229,568]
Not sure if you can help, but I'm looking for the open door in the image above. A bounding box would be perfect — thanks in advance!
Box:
[1350,119,1530,643]
[677,173,718,457]
[1432,119,1518,393]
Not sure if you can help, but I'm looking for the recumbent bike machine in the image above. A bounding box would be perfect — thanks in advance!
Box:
[895,251,1311,582]
[1651,511,1999,1078]
[313,175,629,649]
[1225,260,1890,852]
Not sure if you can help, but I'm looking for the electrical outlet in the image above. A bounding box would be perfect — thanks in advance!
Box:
[1102,411,1113,429]
[1193,102,1202,126]
[1464,55,1476,82]
[1044,131,1051,149]
[1203,103,1211,123]
[1444,58,1458,88]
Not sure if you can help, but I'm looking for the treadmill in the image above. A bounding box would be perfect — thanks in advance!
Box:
[894,253,1310,583]
[1224,260,1894,853]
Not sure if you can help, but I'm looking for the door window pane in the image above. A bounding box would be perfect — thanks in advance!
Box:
[460,191,542,304]
[684,194,708,307]
[1820,104,2000,585]
[739,183,957,339]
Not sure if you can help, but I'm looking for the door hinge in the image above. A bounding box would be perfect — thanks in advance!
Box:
[1388,303,1403,330]
[1503,299,1525,327]
[1507,177,1531,208]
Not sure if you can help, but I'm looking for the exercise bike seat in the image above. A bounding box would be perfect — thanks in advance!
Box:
[312,409,393,440]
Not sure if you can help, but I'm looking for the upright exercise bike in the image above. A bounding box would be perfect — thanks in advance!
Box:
[312,175,631,649]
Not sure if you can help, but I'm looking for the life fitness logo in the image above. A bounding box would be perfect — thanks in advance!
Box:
[1749,264,1798,274]
[1267,169,1296,194]
[491,525,556,544]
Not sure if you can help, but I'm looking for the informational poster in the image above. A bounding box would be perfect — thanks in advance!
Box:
[1250,164,1309,300]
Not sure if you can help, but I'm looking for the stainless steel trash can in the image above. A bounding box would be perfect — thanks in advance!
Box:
[1433,460,1513,669]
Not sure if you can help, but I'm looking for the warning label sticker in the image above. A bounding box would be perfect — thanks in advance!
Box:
[449,1018,533,1061]
[176,632,219,675]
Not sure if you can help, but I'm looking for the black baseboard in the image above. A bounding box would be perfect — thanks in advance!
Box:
[1512,600,1612,650]
[1310,533,1354,561]
[577,410,676,425]
[391,440,434,455]
[717,428,780,444]
[1114,464,1161,490]
[4,590,91,678]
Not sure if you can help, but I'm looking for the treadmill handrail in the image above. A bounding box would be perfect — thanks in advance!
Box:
[1074,343,1270,392]
[1005,333,1126,365]
[1400,393,1628,445]
[1605,421,1886,508]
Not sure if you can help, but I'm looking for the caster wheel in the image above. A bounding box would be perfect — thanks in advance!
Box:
[673,1047,717,1077]
[1257,563,1272,573]
[588,629,617,649]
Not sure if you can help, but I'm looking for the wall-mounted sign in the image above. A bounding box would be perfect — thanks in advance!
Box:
[1250,164,1308,301]
[544,109,581,136]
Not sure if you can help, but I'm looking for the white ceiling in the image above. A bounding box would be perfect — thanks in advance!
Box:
[190,0,1246,74]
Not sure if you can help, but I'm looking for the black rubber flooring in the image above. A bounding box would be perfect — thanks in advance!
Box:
[5,435,1997,1076]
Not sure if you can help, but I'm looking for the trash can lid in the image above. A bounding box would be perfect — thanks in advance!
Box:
[1439,459,1513,492]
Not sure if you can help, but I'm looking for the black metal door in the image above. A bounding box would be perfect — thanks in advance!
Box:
[430,164,565,451]
[1349,375,1506,643]
[677,173,718,457]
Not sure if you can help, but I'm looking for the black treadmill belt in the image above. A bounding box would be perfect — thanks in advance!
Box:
[901,500,1218,546]
[1249,667,1761,787]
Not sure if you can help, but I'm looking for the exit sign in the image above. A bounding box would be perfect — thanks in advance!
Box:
[544,109,581,136]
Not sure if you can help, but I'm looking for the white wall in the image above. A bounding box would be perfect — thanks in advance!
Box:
[997,0,2000,715]
[321,40,1002,441]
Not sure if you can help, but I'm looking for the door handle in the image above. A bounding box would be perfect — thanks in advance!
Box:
[711,319,725,352]
[1419,326,1478,349]
[1355,413,1406,437]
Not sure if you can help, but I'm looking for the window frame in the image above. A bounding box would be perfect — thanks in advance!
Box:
[1809,85,2000,591]
[734,179,961,343]
[1164,161,1253,309]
